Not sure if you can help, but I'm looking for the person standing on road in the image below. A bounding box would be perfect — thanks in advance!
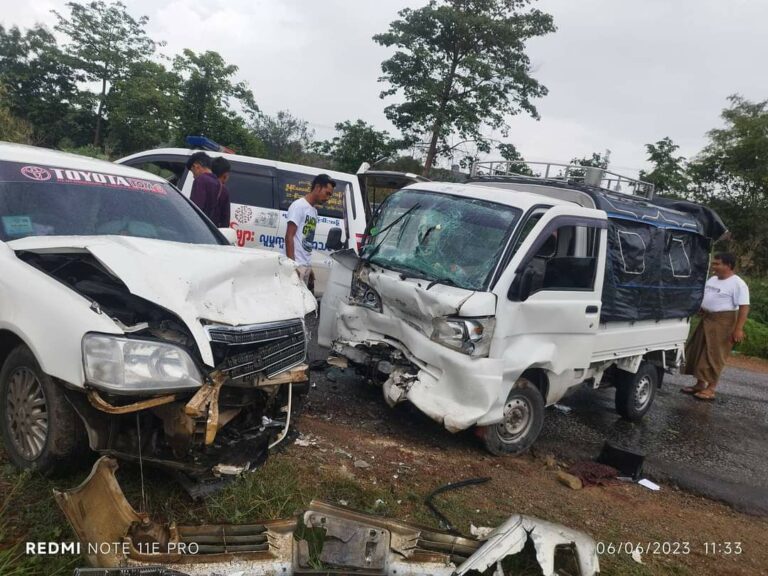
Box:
[211,156,232,227]
[682,252,750,401]
[284,174,336,293]
[187,151,229,227]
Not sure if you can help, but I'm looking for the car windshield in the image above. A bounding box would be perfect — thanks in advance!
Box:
[0,160,221,244]
[362,189,522,291]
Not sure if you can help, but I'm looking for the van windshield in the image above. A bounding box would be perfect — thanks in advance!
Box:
[362,189,521,291]
[0,161,222,245]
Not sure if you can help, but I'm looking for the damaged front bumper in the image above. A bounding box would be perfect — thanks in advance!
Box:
[57,457,599,576]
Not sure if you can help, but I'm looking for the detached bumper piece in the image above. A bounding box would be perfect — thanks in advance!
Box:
[56,457,599,576]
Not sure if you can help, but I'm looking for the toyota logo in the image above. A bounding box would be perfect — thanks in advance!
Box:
[20,166,52,181]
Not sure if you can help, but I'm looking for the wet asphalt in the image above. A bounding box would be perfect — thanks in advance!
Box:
[535,366,768,516]
[308,316,768,516]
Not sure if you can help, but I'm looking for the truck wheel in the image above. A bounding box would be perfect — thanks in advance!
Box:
[0,345,84,474]
[614,362,658,421]
[479,379,545,456]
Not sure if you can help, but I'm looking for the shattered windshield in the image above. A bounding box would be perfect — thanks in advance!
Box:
[362,189,521,290]
[0,160,221,244]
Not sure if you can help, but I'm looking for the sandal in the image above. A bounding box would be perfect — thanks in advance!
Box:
[681,385,707,394]
[693,390,716,401]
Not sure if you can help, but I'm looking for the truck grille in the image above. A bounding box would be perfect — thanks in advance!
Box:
[207,319,306,379]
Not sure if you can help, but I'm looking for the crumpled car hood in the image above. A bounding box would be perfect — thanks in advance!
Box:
[9,235,316,366]
[365,266,497,336]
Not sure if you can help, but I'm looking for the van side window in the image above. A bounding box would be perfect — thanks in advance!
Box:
[227,171,275,209]
[125,159,186,188]
[277,170,345,219]
[516,223,600,299]
[540,225,599,290]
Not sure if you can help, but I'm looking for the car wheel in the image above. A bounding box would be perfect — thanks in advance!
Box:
[479,379,545,456]
[615,362,658,421]
[0,345,84,474]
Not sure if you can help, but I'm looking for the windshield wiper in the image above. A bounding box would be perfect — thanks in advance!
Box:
[426,277,460,290]
[363,203,421,262]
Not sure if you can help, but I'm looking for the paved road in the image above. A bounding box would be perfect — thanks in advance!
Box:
[308,318,768,515]
[535,365,768,516]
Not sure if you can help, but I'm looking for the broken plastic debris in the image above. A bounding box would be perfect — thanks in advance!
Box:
[638,478,660,491]
[553,403,573,414]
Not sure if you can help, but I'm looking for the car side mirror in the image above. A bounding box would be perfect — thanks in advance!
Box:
[508,264,537,302]
[326,227,344,251]
[219,227,237,246]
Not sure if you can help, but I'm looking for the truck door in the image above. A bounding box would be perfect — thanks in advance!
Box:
[494,206,608,381]
[317,249,358,348]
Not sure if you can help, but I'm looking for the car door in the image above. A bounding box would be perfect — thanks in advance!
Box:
[317,248,359,348]
[493,206,608,379]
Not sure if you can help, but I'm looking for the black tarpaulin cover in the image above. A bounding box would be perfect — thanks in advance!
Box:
[594,193,714,322]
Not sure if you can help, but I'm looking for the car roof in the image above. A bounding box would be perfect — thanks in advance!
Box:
[0,141,168,182]
[400,181,574,211]
[118,147,357,182]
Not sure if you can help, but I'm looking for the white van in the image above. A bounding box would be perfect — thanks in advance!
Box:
[117,146,369,295]
[0,143,316,478]
[319,162,726,455]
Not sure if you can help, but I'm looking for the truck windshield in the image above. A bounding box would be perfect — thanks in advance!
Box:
[363,189,521,290]
[0,161,221,244]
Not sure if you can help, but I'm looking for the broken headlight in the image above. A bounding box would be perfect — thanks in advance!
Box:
[83,334,203,394]
[350,276,382,312]
[431,317,495,357]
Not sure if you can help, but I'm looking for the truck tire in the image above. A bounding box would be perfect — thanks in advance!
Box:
[479,379,545,456]
[0,345,84,474]
[614,362,658,421]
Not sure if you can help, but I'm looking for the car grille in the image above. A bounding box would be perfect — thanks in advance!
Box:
[206,319,306,379]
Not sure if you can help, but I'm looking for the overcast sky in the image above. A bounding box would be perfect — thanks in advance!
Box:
[3,0,767,175]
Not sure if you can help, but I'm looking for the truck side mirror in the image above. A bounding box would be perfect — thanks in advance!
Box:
[326,227,344,251]
[508,263,540,302]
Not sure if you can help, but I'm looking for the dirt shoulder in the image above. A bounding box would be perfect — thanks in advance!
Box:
[726,352,768,373]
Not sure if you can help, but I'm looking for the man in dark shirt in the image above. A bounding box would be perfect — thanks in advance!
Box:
[211,156,231,227]
[186,151,229,227]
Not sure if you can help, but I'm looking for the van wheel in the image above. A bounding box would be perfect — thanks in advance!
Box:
[479,380,545,456]
[0,345,84,474]
[615,362,658,421]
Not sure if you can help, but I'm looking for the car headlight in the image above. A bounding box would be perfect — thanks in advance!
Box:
[350,275,382,312]
[431,317,495,357]
[83,334,203,395]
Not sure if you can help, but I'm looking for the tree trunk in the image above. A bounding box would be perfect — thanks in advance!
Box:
[422,120,442,177]
[93,77,107,147]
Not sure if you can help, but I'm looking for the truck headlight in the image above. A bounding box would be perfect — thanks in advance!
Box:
[83,334,203,395]
[350,276,382,312]
[431,317,495,357]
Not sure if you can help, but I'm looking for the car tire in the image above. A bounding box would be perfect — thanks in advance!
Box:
[614,362,658,422]
[479,379,545,456]
[0,345,85,474]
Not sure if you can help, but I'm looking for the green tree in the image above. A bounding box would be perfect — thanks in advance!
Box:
[106,61,181,155]
[374,0,555,176]
[315,119,400,172]
[639,137,689,196]
[497,142,533,175]
[0,85,34,144]
[173,49,263,156]
[53,0,158,147]
[0,25,88,146]
[252,110,313,162]
[689,95,768,273]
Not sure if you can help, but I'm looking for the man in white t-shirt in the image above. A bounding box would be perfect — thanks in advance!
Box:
[682,252,750,400]
[284,173,336,293]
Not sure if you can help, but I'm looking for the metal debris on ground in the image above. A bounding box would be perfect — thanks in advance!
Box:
[55,457,599,576]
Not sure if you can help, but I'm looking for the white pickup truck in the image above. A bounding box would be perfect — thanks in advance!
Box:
[319,161,725,454]
[0,143,316,480]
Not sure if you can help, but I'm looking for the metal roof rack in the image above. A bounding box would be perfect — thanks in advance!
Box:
[470,160,655,199]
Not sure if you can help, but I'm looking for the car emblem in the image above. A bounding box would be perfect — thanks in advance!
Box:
[20,166,52,181]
